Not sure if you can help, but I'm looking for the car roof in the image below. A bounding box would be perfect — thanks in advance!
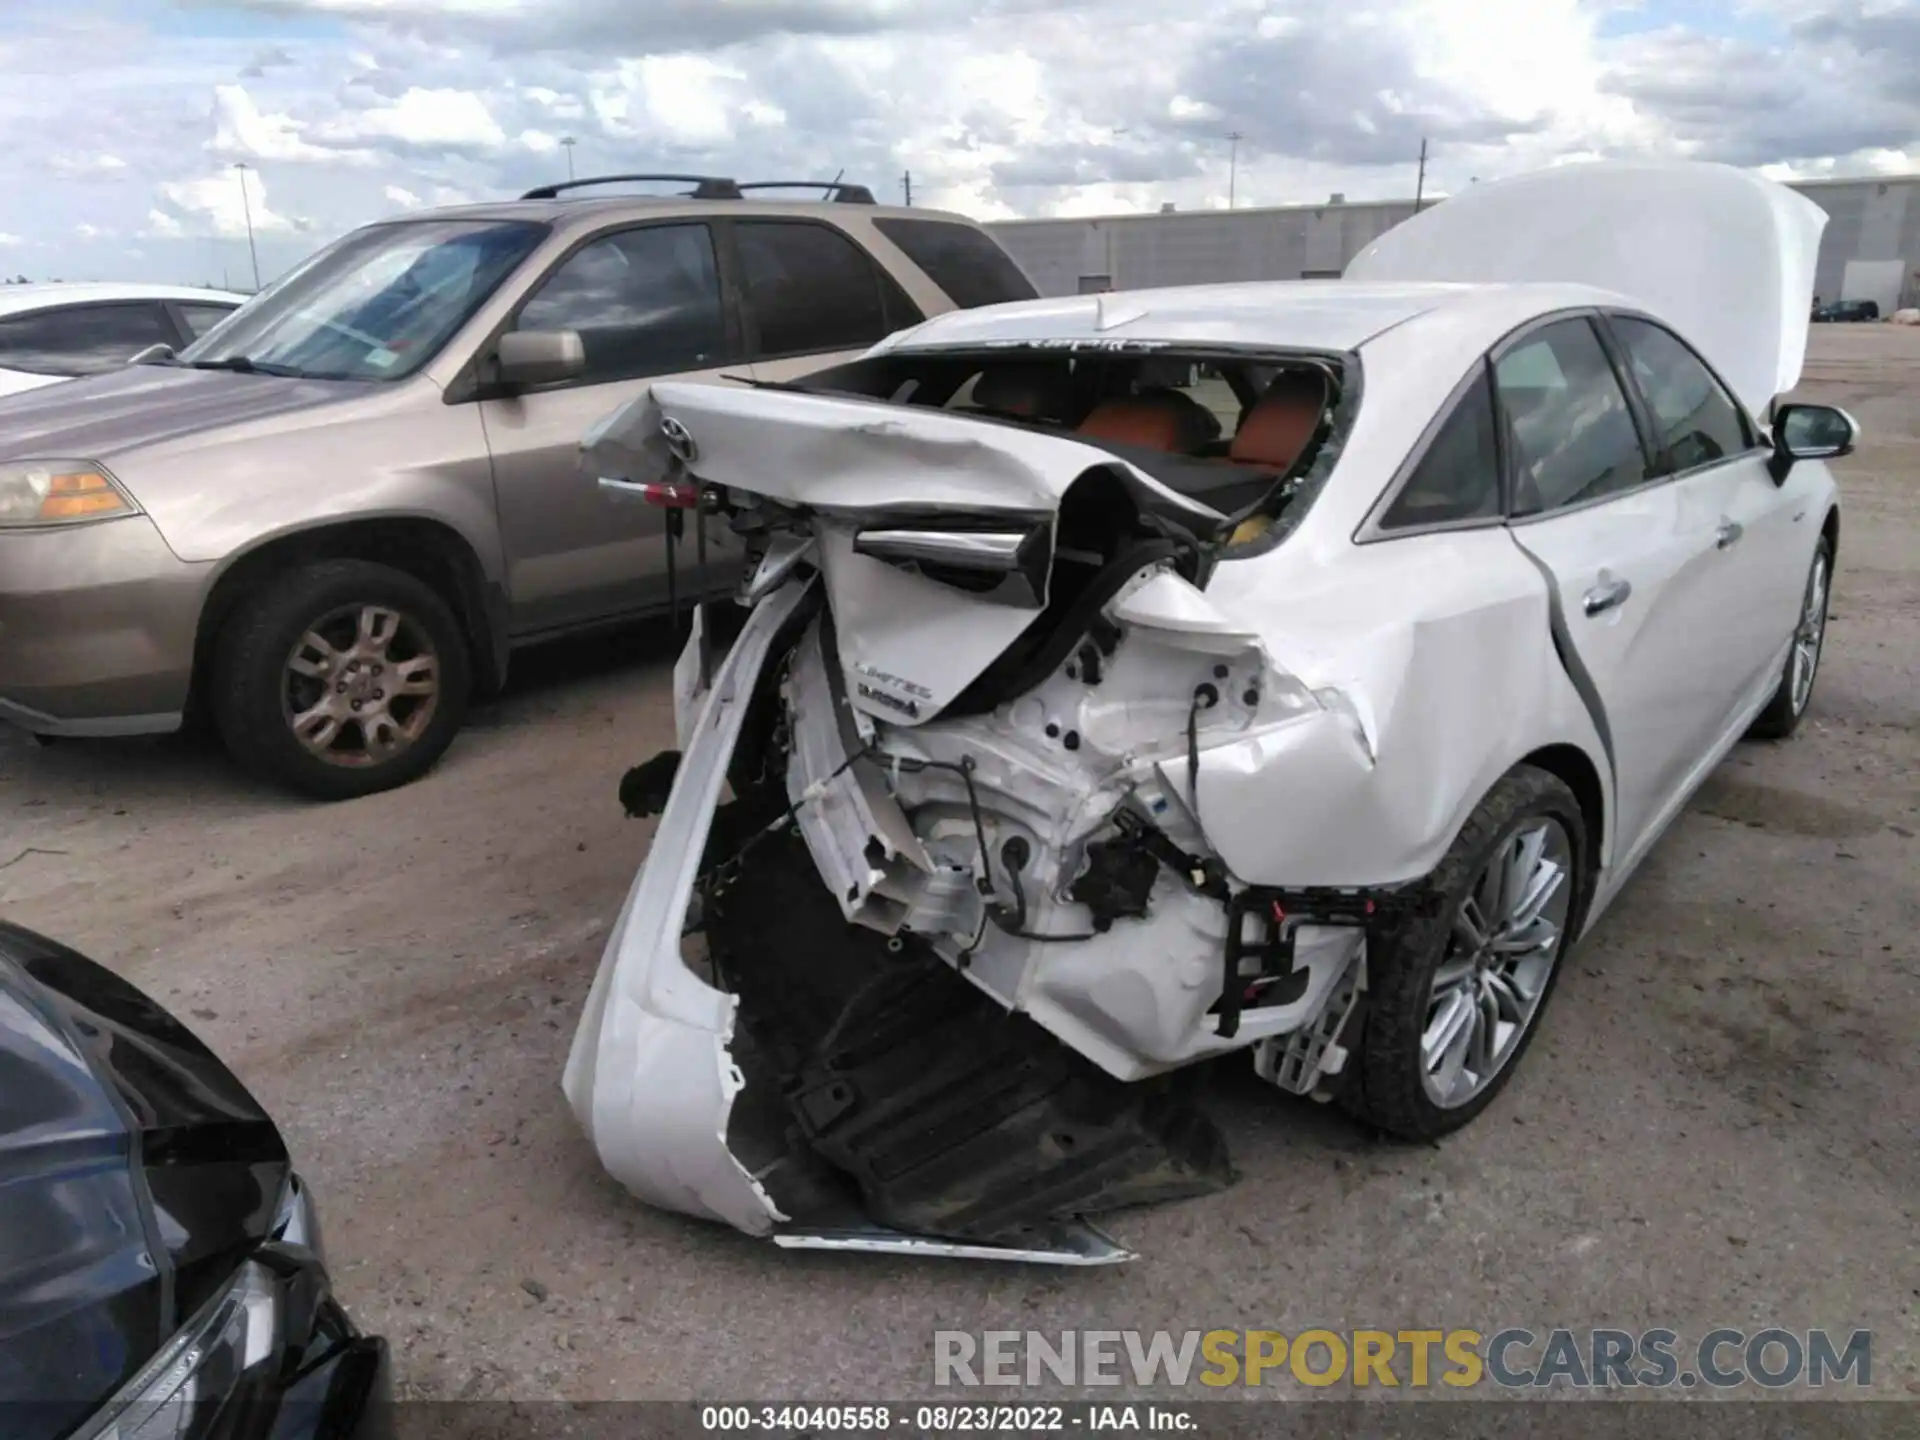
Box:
[877,279,1639,357]
[388,195,968,230]
[0,282,250,318]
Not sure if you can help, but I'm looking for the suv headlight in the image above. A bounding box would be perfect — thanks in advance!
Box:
[70,1262,285,1440]
[0,459,140,527]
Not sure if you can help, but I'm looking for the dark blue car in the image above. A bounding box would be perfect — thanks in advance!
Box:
[0,922,390,1440]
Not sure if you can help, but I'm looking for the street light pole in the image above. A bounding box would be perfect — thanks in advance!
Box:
[560,136,577,181]
[1227,131,1244,209]
[232,162,261,292]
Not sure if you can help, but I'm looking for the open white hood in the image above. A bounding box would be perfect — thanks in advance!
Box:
[1344,160,1827,417]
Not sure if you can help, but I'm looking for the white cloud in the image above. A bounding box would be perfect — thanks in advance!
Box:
[209,85,344,163]
[50,153,129,178]
[590,55,745,146]
[314,86,507,150]
[75,222,108,239]
[0,233,24,246]
[155,172,299,239]
[0,0,1910,285]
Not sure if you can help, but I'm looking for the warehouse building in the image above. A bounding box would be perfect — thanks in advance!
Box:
[987,174,1920,313]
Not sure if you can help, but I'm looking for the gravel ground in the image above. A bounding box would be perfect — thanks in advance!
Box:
[2,325,1915,1405]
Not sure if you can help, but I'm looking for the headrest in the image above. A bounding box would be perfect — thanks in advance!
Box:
[1230,369,1330,469]
[1077,388,1218,453]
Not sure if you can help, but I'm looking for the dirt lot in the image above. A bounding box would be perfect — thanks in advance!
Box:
[3,326,1916,1403]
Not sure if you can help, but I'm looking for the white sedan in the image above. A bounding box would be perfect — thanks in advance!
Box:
[565,161,1853,1264]
[0,282,247,396]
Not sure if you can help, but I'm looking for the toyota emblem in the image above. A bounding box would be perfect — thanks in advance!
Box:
[660,417,698,464]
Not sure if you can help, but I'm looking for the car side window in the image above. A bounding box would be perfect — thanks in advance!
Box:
[1608,316,1751,472]
[0,302,176,377]
[515,222,726,385]
[1494,317,1651,517]
[177,302,239,339]
[733,220,898,358]
[1379,366,1502,529]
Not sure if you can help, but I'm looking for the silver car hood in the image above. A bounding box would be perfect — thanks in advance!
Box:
[0,366,373,464]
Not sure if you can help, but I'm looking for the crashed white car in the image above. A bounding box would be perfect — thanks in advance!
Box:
[565,161,1855,1264]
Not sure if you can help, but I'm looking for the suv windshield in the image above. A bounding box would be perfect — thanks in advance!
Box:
[179,218,547,382]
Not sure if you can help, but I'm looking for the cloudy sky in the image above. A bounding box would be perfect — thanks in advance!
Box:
[0,0,1914,286]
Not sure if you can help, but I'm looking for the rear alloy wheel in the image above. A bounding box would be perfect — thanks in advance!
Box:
[1341,765,1586,1140]
[1417,817,1574,1110]
[212,560,471,800]
[1746,536,1832,741]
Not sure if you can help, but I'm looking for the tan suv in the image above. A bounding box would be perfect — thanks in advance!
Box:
[0,176,1038,798]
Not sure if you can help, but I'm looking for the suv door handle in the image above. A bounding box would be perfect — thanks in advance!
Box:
[1715,518,1744,550]
[1582,576,1633,616]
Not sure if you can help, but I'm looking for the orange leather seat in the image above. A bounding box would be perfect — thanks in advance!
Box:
[1231,370,1329,469]
[1077,392,1216,452]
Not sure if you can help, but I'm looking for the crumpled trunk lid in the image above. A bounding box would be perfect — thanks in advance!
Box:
[582,380,1225,724]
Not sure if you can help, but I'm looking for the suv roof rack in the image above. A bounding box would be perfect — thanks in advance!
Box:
[520,173,743,201]
[737,181,877,205]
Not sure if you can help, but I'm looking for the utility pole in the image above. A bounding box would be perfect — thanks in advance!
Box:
[902,170,913,206]
[232,162,261,292]
[1227,131,1244,209]
[561,135,577,180]
[1413,137,1428,213]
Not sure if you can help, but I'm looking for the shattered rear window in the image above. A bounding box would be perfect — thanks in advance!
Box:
[788,343,1355,545]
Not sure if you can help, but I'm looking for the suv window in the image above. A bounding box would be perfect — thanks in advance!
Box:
[182,218,546,382]
[1495,317,1651,516]
[734,220,902,358]
[516,223,727,384]
[1380,366,1502,529]
[0,302,175,377]
[1609,316,1751,472]
[871,217,1038,309]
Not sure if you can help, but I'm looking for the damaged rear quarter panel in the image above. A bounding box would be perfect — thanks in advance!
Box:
[1193,523,1612,890]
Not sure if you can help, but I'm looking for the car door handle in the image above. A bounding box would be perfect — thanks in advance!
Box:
[1715,519,1744,550]
[1582,576,1633,617]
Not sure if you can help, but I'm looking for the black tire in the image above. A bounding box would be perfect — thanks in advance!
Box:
[210,559,471,800]
[1341,764,1588,1141]
[1745,535,1832,741]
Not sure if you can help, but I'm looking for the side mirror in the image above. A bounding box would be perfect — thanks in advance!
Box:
[1773,403,1859,463]
[494,329,585,389]
[129,343,175,366]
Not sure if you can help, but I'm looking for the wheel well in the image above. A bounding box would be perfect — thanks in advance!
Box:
[1519,742,1605,899]
[189,519,501,715]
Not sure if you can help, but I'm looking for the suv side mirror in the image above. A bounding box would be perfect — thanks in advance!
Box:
[494,329,585,389]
